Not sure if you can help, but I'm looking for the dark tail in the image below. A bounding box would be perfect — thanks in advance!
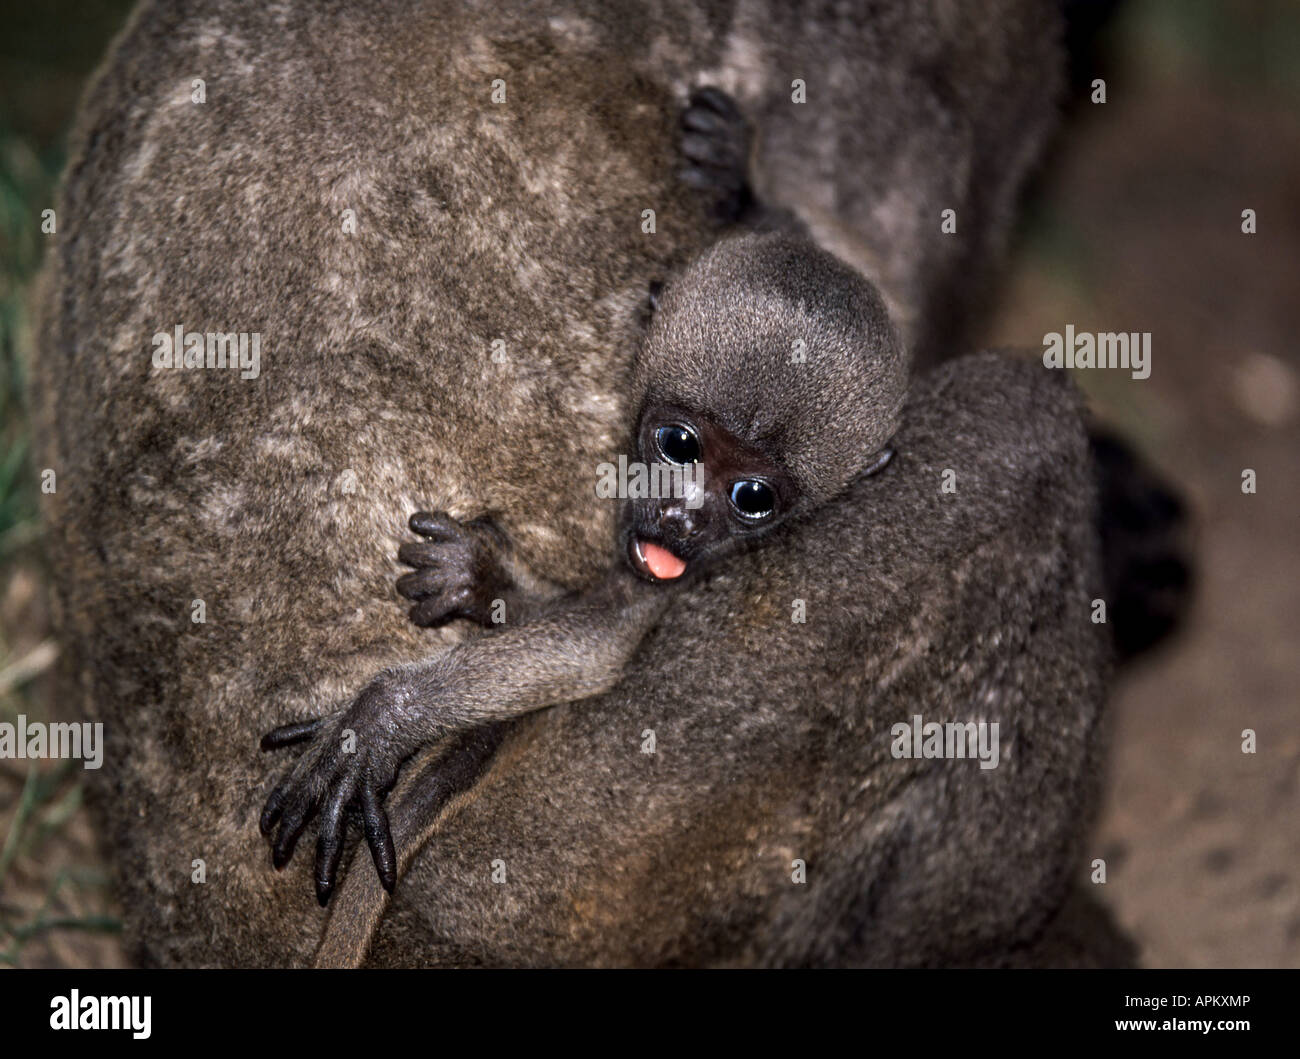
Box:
[1090,428,1193,661]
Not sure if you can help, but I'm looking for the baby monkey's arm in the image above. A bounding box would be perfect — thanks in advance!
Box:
[261,83,901,906]
[260,517,668,904]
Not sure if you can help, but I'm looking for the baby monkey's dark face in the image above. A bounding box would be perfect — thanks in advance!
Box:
[622,401,796,583]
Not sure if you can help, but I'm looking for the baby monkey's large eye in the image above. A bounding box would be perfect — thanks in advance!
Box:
[655,424,702,464]
[729,479,776,520]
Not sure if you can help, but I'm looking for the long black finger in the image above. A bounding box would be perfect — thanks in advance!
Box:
[676,166,724,191]
[271,796,318,870]
[261,718,325,751]
[689,86,741,118]
[396,567,448,600]
[315,780,357,906]
[409,588,473,628]
[360,785,397,893]
[397,540,448,569]
[681,131,739,168]
[260,785,287,835]
[680,105,727,135]
[408,511,460,540]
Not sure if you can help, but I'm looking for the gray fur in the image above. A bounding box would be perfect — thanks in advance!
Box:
[257,229,906,906]
[25,0,1104,966]
[367,353,1112,967]
[636,232,906,507]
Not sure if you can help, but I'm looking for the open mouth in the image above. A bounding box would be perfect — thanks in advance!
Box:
[628,535,688,582]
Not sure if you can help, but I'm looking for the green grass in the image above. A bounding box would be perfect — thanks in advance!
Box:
[1117,0,1300,102]
[0,759,122,966]
[0,130,125,963]
[0,133,46,551]
[0,1,134,961]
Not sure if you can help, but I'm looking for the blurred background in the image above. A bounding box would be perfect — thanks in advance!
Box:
[0,0,1296,967]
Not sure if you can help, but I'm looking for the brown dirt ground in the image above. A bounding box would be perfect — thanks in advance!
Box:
[984,80,1300,967]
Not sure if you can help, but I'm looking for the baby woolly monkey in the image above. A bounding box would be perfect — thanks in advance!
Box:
[260,231,906,903]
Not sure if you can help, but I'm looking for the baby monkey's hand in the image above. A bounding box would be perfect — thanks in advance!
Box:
[396,512,516,627]
[259,675,408,905]
[260,512,520,904]
[679,86,756,225]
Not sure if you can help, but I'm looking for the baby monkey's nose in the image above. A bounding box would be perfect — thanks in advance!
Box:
[659,504,700,543]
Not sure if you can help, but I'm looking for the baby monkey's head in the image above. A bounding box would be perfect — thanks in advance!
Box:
[624,232,907,582]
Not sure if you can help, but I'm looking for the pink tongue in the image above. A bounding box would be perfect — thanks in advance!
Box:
[642,540,687,580]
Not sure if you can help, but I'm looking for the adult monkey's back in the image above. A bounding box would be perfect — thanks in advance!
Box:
[29,0,1077,965]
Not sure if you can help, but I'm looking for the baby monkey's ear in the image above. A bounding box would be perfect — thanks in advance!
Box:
[647,279,665,315]
[864,446,895,477]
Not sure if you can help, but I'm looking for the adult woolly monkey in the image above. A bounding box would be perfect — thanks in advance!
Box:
[29,0,1122,966]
